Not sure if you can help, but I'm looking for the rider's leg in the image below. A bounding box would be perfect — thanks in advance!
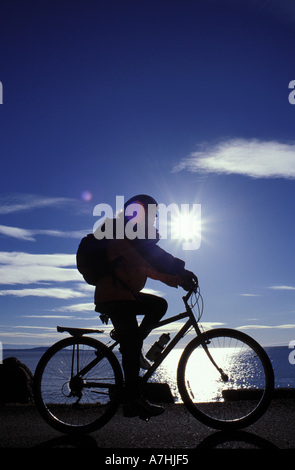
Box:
[108,311,142,401]
[108,307,164,418]
[96,294,167,339]
[136,293,168,339]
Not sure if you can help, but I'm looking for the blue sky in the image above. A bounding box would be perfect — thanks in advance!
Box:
[0,0,295,348]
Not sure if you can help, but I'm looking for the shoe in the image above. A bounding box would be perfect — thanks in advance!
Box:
[139,351,151,370]
[123,397,165,420]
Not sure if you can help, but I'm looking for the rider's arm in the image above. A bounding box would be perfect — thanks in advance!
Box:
[147,269,183,288]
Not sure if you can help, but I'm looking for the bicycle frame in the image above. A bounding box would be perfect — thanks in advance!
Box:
[143,310,195,382]
[109,288,226,383]
[69,288,226,387]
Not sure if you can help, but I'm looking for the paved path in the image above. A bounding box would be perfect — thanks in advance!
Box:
[0,400,294,450]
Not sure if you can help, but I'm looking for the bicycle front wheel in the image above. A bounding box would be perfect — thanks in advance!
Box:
[177,328,274,430]
[33,336,123,434]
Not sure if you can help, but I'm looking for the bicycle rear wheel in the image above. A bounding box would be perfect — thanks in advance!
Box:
[177,328,274,430]
[33,336,123,434]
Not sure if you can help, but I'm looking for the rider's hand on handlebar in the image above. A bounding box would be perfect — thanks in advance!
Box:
[181,270,198,291]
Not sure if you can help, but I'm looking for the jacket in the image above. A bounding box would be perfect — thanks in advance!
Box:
[94,238,185,304]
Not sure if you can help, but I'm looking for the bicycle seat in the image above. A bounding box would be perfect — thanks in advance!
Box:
[57,325,104,336]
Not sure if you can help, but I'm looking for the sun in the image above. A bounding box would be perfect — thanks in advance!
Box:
[176,211,196,240]
[169,204,202,250]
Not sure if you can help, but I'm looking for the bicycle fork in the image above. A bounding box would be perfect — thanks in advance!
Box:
[196,324,229,382]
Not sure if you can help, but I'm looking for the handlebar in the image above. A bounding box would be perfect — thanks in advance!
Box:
[182,276,199,302]
[182,277,203,322]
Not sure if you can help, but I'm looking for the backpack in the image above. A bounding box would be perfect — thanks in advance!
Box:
[76,234,110,286]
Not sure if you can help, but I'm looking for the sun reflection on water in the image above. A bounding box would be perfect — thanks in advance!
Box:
[148,349,183,402]
[149,346,266,404]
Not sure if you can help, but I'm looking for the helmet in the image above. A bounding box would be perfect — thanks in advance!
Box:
[124,194,158,210]
[124,194,159,241]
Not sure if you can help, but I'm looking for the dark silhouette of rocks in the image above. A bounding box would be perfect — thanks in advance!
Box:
[0,357,34,403]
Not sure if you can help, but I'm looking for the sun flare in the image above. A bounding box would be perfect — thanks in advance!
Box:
[167,204,202,250]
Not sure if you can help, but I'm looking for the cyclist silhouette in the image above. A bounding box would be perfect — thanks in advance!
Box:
[95,195,196,419]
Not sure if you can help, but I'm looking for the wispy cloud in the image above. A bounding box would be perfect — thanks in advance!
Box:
[0,193,77,215]
[0,251,81,285]
[0,225,36,242]
[237,324,295,330]
[0,288,86,299]
[173,138,295,179]
[0,252,75,266]
[240,293,261,297]
[0,224,87,242]
[23,315,77,319]
[141,287,166,297]
[0,324,62,345]
[52,302,95,312]
[269,285,295,291]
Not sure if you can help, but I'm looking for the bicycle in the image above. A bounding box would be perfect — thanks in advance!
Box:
[33,284,274,434]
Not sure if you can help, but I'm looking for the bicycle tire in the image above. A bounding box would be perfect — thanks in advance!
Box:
[33,336,123,434]
[177,328,274,430]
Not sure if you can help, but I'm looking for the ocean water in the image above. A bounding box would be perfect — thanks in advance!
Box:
[265,346,295,389]
[3,345,295,403]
